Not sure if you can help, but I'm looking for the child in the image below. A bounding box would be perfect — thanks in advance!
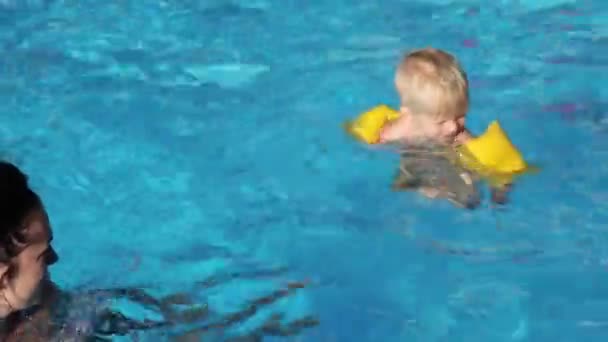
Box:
[379,47,508,208]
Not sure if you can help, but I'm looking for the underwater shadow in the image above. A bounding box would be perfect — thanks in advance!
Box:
[14,270,318,341]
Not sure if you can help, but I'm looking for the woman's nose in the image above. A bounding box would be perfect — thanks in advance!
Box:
[45,246,58,265]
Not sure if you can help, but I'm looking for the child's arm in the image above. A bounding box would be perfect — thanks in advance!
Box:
[378,115,408,143]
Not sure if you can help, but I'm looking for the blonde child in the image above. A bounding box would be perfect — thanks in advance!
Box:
[379,48,508,208]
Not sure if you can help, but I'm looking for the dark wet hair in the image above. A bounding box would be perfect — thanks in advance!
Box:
[0,161,41,261]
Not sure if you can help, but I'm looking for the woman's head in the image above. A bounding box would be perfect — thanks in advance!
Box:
[0,161,57,318]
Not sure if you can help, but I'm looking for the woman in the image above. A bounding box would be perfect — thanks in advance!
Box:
[0,161,209,340]
[0,160,317,340]
[0,161,171,340]
[0,160,59,340]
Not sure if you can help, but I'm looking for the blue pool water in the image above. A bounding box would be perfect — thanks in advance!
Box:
[1,0,608,340]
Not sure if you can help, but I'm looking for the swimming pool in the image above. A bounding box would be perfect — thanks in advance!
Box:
[1,0,607,340]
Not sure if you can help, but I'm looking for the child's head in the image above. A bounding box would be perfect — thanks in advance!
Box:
[394,47,469,144]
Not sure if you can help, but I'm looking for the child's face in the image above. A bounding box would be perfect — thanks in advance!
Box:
[395,74,465,145]
[408,112,465,145]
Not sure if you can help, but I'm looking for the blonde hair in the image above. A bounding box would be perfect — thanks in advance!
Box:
[396,47,469,120]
